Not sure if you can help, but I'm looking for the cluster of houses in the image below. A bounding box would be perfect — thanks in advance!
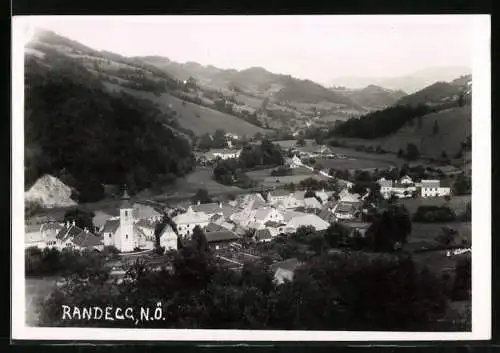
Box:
[25,180,370,255]
[377,175,452,199]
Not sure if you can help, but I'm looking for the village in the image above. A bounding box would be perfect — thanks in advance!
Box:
[25,133,467,285]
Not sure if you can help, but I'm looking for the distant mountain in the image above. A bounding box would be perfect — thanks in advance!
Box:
[331,85,407,110]
[330,66,471,94]
[136,57,362,108]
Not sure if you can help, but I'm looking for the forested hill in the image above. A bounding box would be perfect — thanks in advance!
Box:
[25,55,195,203]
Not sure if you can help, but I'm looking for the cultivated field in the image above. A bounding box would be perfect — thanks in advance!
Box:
[406,222,471,252]
[399,195,470,217]
[103,83,272,136]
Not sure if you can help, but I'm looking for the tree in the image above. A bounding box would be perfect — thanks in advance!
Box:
[453,173,471,195]
[213,129,227,148]
[406,143,420,161]
[192,188,212,204]
[441,150,448,160]
[296,138,306,147]
[324,223,344,247]
[433,120,440,135]
[397,149,404,158]
[458,93,465,107]
[64,207,95,231]
[450,256,471,301]
[191,225,209,253]
[368,205,412,252]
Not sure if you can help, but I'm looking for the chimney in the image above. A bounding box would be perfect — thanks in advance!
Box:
[219,202,222,208]
[197,200,201,206]
[72,220,76,227]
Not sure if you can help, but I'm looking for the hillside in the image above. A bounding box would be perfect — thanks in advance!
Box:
[103,82,271,136]
[331,106,471,160]
[24,51,195,202]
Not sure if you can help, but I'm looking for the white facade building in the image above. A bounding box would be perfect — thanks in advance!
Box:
[421,180,451,198]
[172,207,210,238]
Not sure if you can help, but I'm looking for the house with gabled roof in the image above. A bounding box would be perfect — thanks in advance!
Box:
[172,207,211,238]
[203,229,240,250]
[284,214,330,233]
[303,197,322,211]
[421,179,451,197]
[159,224,178,251]
[55,220,103,251]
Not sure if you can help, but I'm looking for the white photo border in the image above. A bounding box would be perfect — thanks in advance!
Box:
[11,14,491,342]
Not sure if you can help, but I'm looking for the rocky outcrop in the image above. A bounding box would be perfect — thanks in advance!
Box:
[25,174,77,208]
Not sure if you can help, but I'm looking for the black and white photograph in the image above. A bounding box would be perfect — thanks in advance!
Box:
[11,15,491,341]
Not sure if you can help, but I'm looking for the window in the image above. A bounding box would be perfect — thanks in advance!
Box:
[125,211,128,217]
[109,234,112,238]
[126,234,128,239]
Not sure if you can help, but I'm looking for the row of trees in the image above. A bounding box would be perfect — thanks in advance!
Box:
[330,104,434,139]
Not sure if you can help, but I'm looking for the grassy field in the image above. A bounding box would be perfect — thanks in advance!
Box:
[317,157,395,171]
[406,222,471,252]
[160,167,242,197]
[399,195,470,216]
[246,166,324,188]
[103,83,272,136]
[332,106,471,159]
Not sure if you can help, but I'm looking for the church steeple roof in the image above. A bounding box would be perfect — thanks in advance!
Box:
[120,185,132,209]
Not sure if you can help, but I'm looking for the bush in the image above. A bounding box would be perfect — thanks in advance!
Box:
[413,206,456,222]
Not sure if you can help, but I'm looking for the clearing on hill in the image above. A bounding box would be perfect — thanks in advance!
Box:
[333,106,471,159]
[103,83,272,137]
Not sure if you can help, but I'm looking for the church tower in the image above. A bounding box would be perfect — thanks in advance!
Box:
[118,186,134,252]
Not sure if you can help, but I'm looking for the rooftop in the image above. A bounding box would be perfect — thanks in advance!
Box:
[204,230,240,243]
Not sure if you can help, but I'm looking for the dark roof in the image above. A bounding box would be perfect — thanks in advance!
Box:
[264,220,284,228]
[335,202,358,213]
[71,232,103,248]
[205,222,226,232]
[341,221,372,229]
[56,225,84,241]
[102,219,120,233]
[135,219,157,229]
[204,230,240,243]
[255,228,272,240]
[270,258,301,272]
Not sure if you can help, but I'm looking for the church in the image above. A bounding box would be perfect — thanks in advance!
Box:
[102,189,150,252]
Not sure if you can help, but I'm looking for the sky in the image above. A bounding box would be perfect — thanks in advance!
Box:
[17,15,478,85]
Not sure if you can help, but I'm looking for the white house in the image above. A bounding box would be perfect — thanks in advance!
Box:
[172,207,210,238]
[333,201,360,220]
[250,207,285,226]
[421,180,451,198]
[211,148,242,160]
[285,155,303,169]
[159,224,178,251]
[303,197,323,211]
